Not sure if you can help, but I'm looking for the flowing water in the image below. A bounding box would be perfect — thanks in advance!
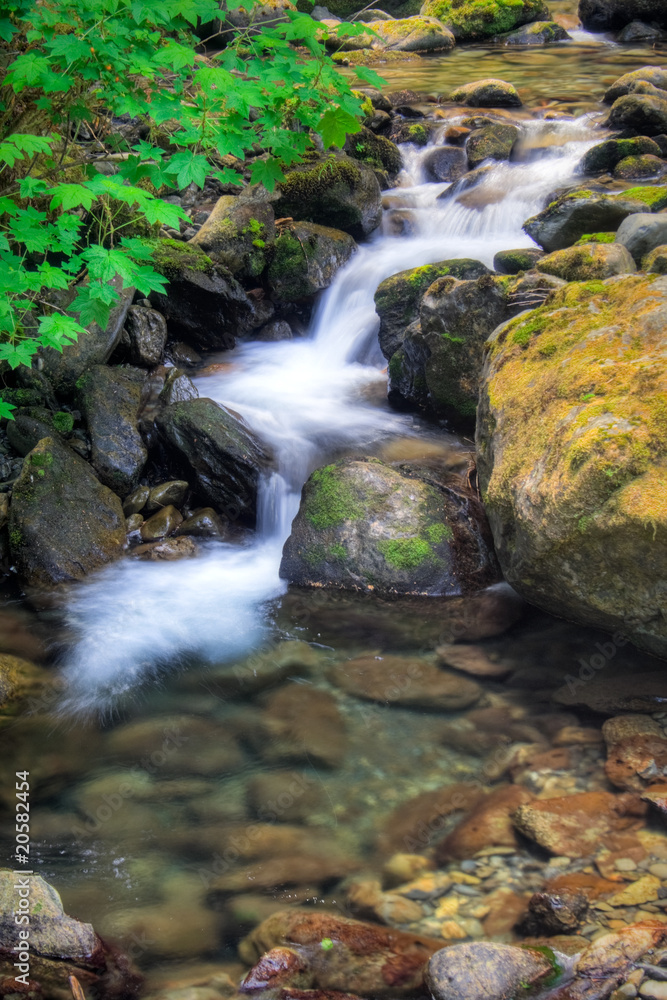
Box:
[1,34,667,987]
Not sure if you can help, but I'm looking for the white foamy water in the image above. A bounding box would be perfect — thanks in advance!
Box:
[58,117,600,712]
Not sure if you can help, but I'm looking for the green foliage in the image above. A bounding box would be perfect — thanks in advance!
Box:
[0,0,373,416]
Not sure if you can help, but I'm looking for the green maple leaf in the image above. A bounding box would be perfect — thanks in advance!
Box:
[318,107,361,149]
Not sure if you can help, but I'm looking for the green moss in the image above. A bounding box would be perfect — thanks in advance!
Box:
[280,156,361,203]
[52,411,74,435]
[621,185,667,210]
[9,529,22,549]
[28,450,53,469]
[421,0,547,38]
[328,542,347,560]
[407,124,428,144]
[574,232,615,245]
[424,522,453,543]
[378,536,433,569]
[145,238,215,279]
[388,352,405,380]
[304,464,366,529]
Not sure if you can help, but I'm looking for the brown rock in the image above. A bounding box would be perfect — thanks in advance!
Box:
[240,948,315,992]
[246,770,325,823]
[510,747,572,781]
[140,504,183,540]
[239,910,444,995]
[330,654,481,710]
[602,715,667,791]
[346,879,424,925]
[481,888,529,937]
[435,644,511,678]
[544,873,620,901]
[641,783,667,818]
[104,714,244,777]
[376,783,487,855]
[512,791,647,858]
[436,785,533,861]
[257,684,346,768]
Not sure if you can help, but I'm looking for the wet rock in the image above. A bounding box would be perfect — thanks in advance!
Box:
[0,654,52,729]
[555,922,667,1000]
[388,120,441,147]
[435,643,510,678]
[176,508,227,538]
[615,213,667,264]
[641,784,667,818]
[466,123,520,168]
[419,0,549,41]
[133,536,198,561]
[0,870,142,998]
[6,406,66,456]
[104,714,245,777]
[436,785,533,861]
[602,715,667,791]
[511,790,646,857]
[273,154,382,240]
[280,458,501,597]
[205,641,324,698]
[581,0,667,32]
[39,276,134,396]
[255,319,294,341]
[77,365,147,496]
[257,683,346,768]
[579,137,662,175]
[127,513,143,533]
[493,248,544,273]
[140,504,183,540]
[476,275,667,658]
[239,910,444,995]
[608,94,667,138]
[501,19,570,42]
[345,128,402,177]
[146,480,189,511]
[523,887,588,934]
[450,79,522,107]
[535,242,636,280]
[377,783,487,855]
[246,770,325,823]
[375,258,490,361]
[615,154,665,180]
[124,305,168,367]
[147,238,251,351]
[555,673,667,714]
[240,947,315,991]
[643,244,667,273]
[9,437,126,588]
[191,197,276,279]
[604,68,667,104]
[523,190,650,251]
[102,896,224,961]
[330,653,481,710]
[156,398,269,525]
[425,941,556,1000]
[168,342,202,367]
[159,368,199,405]
[421,145,468,182]
[267,221,357,302]
[123,484,149,515]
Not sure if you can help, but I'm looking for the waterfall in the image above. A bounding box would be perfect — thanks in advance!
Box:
[57,117,600,713]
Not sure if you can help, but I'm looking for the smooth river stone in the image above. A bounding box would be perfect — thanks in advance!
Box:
[330,654,481,710]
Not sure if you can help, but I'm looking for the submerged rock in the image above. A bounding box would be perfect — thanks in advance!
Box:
[523,189,650,251]
[602,715,667,791]
[9,437,126,588]
[425,941,556,1000]
[419,0,549,41]
[267,221,356,301]
[512,790,645,857]
[330,653,481,710]
[476,275,667,657]
[280,458,500,596]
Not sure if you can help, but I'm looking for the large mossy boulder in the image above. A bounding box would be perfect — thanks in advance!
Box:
[267,221,357,301]
[345,127,403,178]
[578,137,663,176]
[476,274,667,658]
[579,0,667,32]
[77,365,147,497]
[500,19,570,42]
[280,459,500,595]
[9,437,126,588]
[535,242,636,281]
[156,398,270,525]
[607,94,667,138]
[375,258,491,361]
[604,67,667,104]
[147,238,251,350]
[190,197,276,279]
[367,15,455,50]
[466,123,521,168]
[523,189,652,252]
[273,153,382,239]
[450,79,522,107]
[388,270,562,423]
[419,0,549,41]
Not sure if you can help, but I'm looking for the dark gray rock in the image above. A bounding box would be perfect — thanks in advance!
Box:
[156,398,270,525]
[158,368,199,406]
[176,507,227,538]
[6,408,63,457]
[608,93,667,137]
[523,190,650,251]
[493,248,544,273]
[9,437,126,588]
[617,20,664,42]
[580,0,667,32]
[615,212,667,263]
[77,366,147,497]
[578,136,662,175]
[421,145,468,182]
[123,305,168,367]
[466,123,521,169]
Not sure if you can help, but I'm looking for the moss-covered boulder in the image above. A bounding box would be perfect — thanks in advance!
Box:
[388,270,562,423]
[147,238,251,350]
[614,154,665,180]
[500,19,570,42]
[535,242,636,281]
[419,0,548,39]
[267,221,356,301]
[466,123,521,168]
[190,197,276,279]
[345,127,402,178]
[280,459,500,595]
[607,94,667,138]
[643,244,667,273]
[578,137,662,175]
[388,119,441,146]
[9,437,126,588]
[450,78,522,107]
[603,67,667,104]
[580,2,667,33]
[273,153,382,239]
[6,407,69,456]
[493,248,544,273]
[368,15,455,50]
[522,189,651,252]
[156,398,270,525]
[476,274,667,657]
[375,258,491,361]
[77,366,147,497]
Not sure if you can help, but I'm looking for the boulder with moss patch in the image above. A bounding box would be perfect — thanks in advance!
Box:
[267,221,356,301]
[9,437,126,588]
[523,189,651,252]
[500,19,570,42]
[476,274,667,657]
[273,153,382,239]
[345,127,403,177]
[604,67,667,104]
[607,94,667,138]
[368,15,455,49]
[493,248,544,272]
[578,136,662,175]
[535,242,636,281]
[280,458,500,595]
[643,245,667,273]
[375,258,491,361]
[190,197,276,279]
[419,0,548,40]
[615,212,667,264]
[466,123,521,168]
[147,238,251,350]
[450,78,522,107]
[614,154,665,180]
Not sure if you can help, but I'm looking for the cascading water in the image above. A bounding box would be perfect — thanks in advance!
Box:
[58,116,602,713]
